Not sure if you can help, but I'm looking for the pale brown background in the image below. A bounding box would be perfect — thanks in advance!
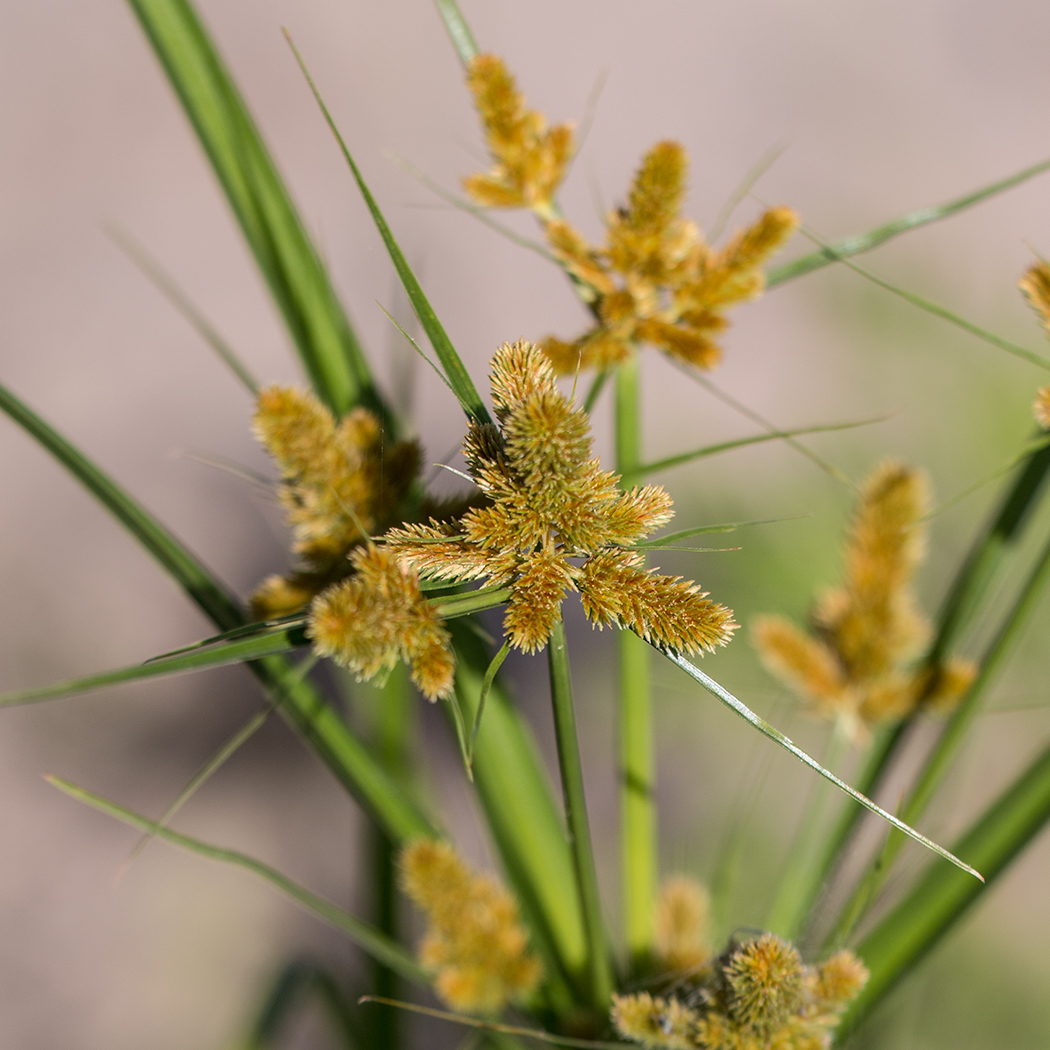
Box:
[2,1,1049,1047]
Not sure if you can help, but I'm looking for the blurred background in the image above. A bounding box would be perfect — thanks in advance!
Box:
[2,1,1049,1046]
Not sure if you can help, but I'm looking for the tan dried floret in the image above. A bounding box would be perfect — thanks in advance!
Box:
[387,340,736,654]
[308,545,454,701]
[537,143,798,375]
[250,386,420,616]
[463,55,574,218]
[753,462,975,742]
[400,840,542,1014]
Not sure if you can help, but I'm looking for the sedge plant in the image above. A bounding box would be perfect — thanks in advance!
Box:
[3,1,1050,1048]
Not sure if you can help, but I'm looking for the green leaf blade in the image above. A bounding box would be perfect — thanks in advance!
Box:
[126,0,383,418]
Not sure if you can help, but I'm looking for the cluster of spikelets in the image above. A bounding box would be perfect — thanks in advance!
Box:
[400,839,542,1014]
[250,386,420,619]
[387,340,737,654]
[1020,261,1050,428]
[463,54,574,219]
[462,57,798,374]
[614,878,868,1050]
[752,462,976,743]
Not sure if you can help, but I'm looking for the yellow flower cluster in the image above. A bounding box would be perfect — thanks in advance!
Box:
[308,544,455,701]
[400,839,542,1014]
[752,462,975,742]
[462,63,798,376]
[613,931,867,1050]
[387,340,737,654]
[463,54,574,219]
[250,386,420,618]
[542,143,798,375]
[1020,261,1050,428]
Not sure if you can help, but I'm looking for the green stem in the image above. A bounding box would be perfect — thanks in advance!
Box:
[614,356,656,972]
[547,617,614,1011]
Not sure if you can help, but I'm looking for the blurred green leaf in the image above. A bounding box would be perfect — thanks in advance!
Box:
[434,0,480,66]
[768,156,1050,287]
[49,777,429,986]
[126,0,384,418]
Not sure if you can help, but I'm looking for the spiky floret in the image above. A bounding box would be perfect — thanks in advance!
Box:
[400,840,542,1014]
[612,931,867,1050]
[387,340,736,654]
[250,386,420,617]
[308,545,454,701]
[539,142,798,374]
[463,55,574,219]
[752,462,976,742]
[654,876,712,976]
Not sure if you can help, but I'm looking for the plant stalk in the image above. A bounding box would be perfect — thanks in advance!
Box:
[614,356,657,971]
[547,617,614,1011]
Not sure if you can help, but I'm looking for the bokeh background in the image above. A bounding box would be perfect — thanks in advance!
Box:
[2,1,1049,1047]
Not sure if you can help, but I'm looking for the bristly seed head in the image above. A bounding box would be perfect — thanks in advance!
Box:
[387,340,737,655]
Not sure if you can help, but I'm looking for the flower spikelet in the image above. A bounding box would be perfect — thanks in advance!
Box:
[463,55,574,218]
[308,545,454,701]
[538,142,798,375]
[1020,262,1050,428]
[723,934,805,1036]
[400,840,542,1014]
[251,386,420,616]
[655,876,712,976]
[612,931,866,1050]
[753,461,974,742]
[387,340,735,654]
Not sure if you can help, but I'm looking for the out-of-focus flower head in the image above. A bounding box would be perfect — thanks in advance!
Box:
[752,462,976,743]
[400,839,542,1014]
[1020,261,1050,428]
[613,931,867,1050]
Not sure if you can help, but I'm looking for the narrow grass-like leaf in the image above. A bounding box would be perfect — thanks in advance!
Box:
[284,32,490,426]
[360,997,627,1050]
[433,0,479,66]
[468,640,511,772]
[629,417,886,481]
[635,518,803,548]
[837,739,1050,1040]
[49,777,428,986]
[125,0,382,418]
[107,225,259,395]
[0,625,307,708]
[674,365,855,487]
[659,648,983,880]
[767,156,1050,287]
[0,380,434,841]
[821,248,1050,371]
[122,655,319,874]
[445,688,474,781]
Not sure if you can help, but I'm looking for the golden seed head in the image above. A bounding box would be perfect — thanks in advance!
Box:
[1020,261,1050,335]
[723,933,806,1035]
[813,951,869,1011]
[251,386,420,612]
[400,840,542,1014]
[391,340,734,654]
[308,545,454,701]
[463,54,574,216]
